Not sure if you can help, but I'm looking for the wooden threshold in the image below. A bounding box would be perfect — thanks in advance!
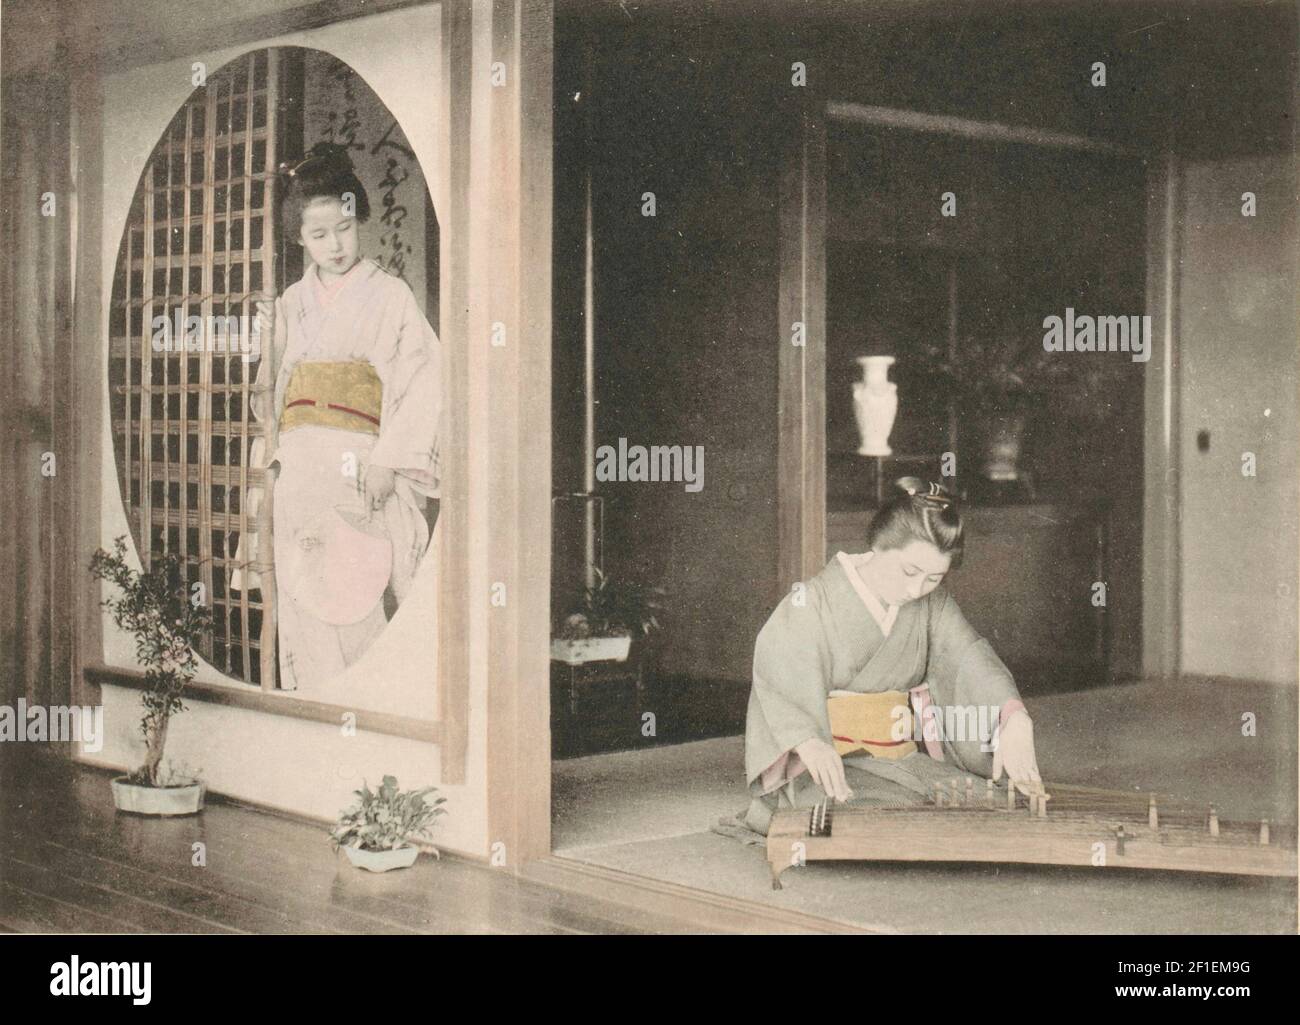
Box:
[523,855,879,935]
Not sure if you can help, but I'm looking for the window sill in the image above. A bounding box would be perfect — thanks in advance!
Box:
[83,665,441,744]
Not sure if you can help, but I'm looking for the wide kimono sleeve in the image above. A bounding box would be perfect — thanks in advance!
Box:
[249,293,290,428]
[744,582,837,796]
[921,587,1023,776]
[366,280,441,495]
[230,295,289,593]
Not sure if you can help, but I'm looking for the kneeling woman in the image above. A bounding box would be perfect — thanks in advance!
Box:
[744,478,1041,835]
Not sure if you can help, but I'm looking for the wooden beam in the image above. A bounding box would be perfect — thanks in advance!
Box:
[0,59,76,717]
[49,60,77,725]
[777,104,827,589]
[1142,152,1182,679]
[513,0,555,864]
[462,0,554,868]
[86,0,439,76]
[523,857,877,935]
[827,100,1141,158]
[438,0,474,788]
[68,46,108,729]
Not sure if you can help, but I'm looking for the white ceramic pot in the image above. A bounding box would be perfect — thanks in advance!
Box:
[342,844,420,872]
[853,355,897,457]
[550,635,633,665]
[111,776,205,816]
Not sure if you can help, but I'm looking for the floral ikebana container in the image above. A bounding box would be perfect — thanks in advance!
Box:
[330,775,447,872]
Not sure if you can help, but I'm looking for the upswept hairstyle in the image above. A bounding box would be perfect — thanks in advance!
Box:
[865,476,965,568]
[278,141,371,236]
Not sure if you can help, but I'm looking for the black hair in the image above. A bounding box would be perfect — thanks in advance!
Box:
[865,477,964,569]
[278,142,371,235]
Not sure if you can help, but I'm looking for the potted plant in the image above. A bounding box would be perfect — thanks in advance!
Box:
[89,537,212,815]
[330,775,447,872]
[550,568,664,665]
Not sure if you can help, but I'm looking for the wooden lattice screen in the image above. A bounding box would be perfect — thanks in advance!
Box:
[109,50,282,688]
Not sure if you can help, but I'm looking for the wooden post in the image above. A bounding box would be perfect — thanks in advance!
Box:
[1142,151,1182,680]
[777,99,826,589]
[472,0,555,863]
[256,50,281,691]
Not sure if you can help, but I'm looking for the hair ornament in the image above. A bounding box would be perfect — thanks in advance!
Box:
[896,476,954,508]
[279,143,355,183]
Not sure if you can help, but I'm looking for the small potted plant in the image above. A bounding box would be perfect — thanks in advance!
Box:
[550,568,664,665]
[330,775,447,872]
[89,536,212,816]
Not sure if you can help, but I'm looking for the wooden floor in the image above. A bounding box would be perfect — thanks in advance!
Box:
[0,753,693,934]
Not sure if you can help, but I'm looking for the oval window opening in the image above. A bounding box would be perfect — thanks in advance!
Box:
[108,46,441,691]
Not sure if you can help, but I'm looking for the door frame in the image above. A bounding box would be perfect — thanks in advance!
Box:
[778,99,1178,679]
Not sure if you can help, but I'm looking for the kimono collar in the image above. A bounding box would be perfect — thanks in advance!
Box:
[309,257,375,307]
[834,551,899,637]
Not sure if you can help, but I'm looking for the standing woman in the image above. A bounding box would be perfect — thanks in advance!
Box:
[743,478,1041,835]
[238,142,440,693]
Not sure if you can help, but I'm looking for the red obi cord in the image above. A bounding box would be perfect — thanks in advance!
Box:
[832,735,909,748]
[285,398,381,426]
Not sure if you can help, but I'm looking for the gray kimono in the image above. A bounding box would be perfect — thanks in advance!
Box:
[744,552,1023,835]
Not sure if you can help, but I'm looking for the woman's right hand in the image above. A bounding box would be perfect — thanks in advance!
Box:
[794,737,854,802]
[255,296,276,340]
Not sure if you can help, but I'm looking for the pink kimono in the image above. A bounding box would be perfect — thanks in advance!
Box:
[236,258,440,692]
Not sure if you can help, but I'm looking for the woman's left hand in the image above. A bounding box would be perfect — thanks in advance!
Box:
[992,709,1042,796]
[361,464,396,514]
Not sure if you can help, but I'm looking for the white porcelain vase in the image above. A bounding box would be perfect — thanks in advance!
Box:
[852,356,897,457]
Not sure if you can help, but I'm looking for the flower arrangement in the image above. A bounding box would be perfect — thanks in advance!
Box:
[330,775,447,855]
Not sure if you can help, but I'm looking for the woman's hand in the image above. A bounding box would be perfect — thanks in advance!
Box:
[361,464,396,514]
[794,737,855,802]
[992,709,1042,796]
[254,295,276,340]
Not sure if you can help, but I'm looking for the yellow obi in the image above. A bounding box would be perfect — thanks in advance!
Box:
[281,361,383,436]
[827,690,917,761]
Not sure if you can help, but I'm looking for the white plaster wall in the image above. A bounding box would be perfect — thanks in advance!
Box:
[89,4,489,857]
[1178,153,1299,684]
